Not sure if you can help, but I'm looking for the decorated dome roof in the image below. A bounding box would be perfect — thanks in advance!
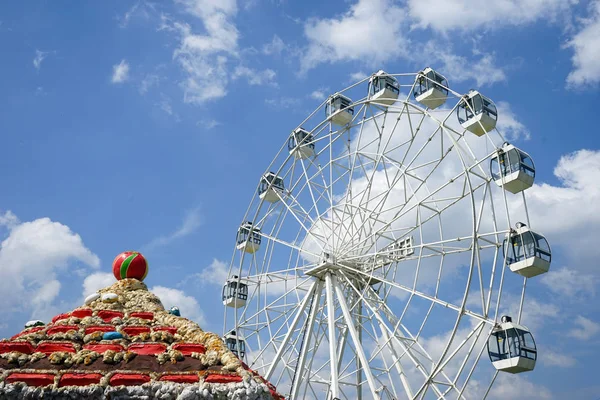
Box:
[0,251,283,400]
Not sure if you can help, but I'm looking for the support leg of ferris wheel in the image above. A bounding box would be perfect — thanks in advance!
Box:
[325,273,340,399]
[332,273,381,399]
[356,299,363,400]
[265,281,318,382]
[290,280,324,400]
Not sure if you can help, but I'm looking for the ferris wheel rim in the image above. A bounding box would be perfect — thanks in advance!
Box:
[224,69,535,400]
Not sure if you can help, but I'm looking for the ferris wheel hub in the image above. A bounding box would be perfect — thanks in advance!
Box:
[304,259,382,285]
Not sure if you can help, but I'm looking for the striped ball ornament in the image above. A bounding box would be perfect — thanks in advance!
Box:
[112,251,149,281]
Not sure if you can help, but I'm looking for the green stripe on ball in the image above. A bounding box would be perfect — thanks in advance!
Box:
[120,254,137,279]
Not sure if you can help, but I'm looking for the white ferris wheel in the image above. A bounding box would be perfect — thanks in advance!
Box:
[222,68,552,400]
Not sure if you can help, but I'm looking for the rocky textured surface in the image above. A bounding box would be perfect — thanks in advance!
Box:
[0,278,283,400]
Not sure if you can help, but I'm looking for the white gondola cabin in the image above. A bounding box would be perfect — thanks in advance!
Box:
[288,128,315,160]
[224,330,246,359]
[457,90,497,136]
[326,93,354,126]
[369,70,400,105]
[258,172,284,203]
[491,143,535,194]
[413,67,448,109]
[503,223,551,278]
[488,315,537,374]
[236,221,261,253]
[222,275,248,308]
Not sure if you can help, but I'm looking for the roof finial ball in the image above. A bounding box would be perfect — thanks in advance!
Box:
[112,250,149,281]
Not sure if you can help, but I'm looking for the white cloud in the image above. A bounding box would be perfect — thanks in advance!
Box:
[82,272,115,297]
[170,0,239,104]
[348,71,368,82]
[568,315,600,340]
[197,119,221,130]
[540,267,597,299]
[424,42,507,86]
[111,59,130,83]
[139,73,160,94]
[232,66,277,86]
[151,286,205,325]
[118,2,154,27]
[262,35,286,55]
[408,0,575,32]
[264,96,302,109]
[31,280,61,307]
[0,211,99,317]
[143,206,202,250]
[566,0,600,87]
[519,149,600,269]
[496,101,531,140]
[542,348,577,367]
[309,89,328,100]
[487,374,553,399]
[301,0,408,72]
[33,49,49,70]
[195,258,229,286]
[0,210,19,229]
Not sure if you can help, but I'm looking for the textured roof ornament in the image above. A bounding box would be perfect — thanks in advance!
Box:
[0,251,283,400]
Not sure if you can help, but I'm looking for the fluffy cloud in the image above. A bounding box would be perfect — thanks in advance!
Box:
[111,59,130,83]
[568,315,600,340]
[542,348,577,367]
[261,35,286,56]
[496,101,531,140]
[0,211,99,318]
[195,258,229,286]
[423,42,507,87]
[142,206,202,250]
[170,0,239,104]
[150,286,205,326]
[566,0,600,87]
[408,0,575,32]
[309,89,327,100]
[301,0,408,72]
[540,267,597,299]
[518,149,600,269]
[82,272,115,297]
[33,49,49,70]
[232,66,277,86]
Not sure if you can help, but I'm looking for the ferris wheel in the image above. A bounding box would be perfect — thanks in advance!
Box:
[222,68,552,400]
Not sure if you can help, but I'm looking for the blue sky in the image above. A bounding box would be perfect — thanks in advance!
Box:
[1,0,600,398]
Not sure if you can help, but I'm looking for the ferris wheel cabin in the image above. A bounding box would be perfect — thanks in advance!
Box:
[288,127,315,160]
[488,315,537,374]
[457,90,498,136]
[413,67,448,109]
[236,221,261,253]
[224,330,246,359]
[326,93,354,126]
[491,143,535,194]
[258,172,284,203]
[369,70,400,105]
[222,276,248,308]
[503,223,551,278]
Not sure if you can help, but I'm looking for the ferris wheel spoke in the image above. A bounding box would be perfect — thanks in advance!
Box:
[340,272,451,400]
[236,275,313,328]
[259,231,322,260]
[362,284,462,398]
